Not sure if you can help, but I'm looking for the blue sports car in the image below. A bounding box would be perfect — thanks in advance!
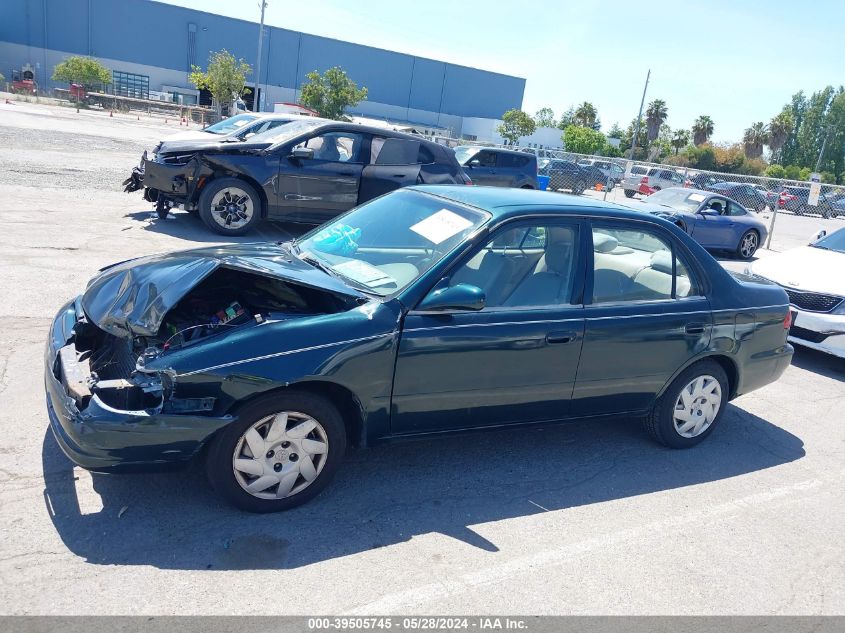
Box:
[623,187,769,259]
[46,186,792,512]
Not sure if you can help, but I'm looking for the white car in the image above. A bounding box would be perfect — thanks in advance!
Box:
[163,112,317,144]
[751,228,845,359]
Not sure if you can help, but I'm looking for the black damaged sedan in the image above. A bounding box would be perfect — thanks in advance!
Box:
[47,187,794,512]
[124,119,471,235]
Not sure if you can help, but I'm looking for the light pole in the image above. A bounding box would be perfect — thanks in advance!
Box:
[254,1,267,112]
[814,126,832,172]
[630,69,650,162]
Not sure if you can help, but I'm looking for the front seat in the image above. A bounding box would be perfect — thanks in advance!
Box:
[504,242,573,306]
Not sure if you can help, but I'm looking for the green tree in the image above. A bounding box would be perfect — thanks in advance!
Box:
[562,125,607,155]
[743,122,768,159]
[52,56,111,89]
[573,101,600,130]
[556,106,576,130]
[645,99,668,142]
[687,144,717,171]
[497,109,536,144]
[298,66,368,120]
[779,91,807,166]
[534,107,556,128]
[607,122,624,139]
[793,86,835,167]
[768,109,794,165]
[671,129,690,155]
[0,72,5,85]
[190,49,252,116]
[691,115,714,146]
[824,91,845,183]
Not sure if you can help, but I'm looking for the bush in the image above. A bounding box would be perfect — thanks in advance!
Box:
[783,165,801,179]
[765,164,786,178]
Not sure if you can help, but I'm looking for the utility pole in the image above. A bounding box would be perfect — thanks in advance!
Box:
[814,126,832,172]
[630,69,650,161]
[254,1,267,112]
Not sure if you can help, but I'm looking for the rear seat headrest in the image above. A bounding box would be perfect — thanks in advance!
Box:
[545,243,571,274]
[593,233,618,253]
[650,250,673,274]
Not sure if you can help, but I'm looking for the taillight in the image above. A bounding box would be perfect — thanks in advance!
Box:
[783,311,793,329]
[640,176,649,184]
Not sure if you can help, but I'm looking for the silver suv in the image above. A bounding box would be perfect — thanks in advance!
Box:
[577,159,625,187]
[622,166,685,198]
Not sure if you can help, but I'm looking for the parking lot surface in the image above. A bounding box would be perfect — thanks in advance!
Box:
[1,101,843,615]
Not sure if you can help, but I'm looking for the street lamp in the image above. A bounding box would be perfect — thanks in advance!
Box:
[254,1,268,112]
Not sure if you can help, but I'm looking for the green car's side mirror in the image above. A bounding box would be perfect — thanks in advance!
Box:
[417,283,486,312]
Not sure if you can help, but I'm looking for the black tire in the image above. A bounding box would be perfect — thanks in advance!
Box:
[794,204,805,216]
[205,391,347,513]
[644,359,729,449]
[155,205,169,220]
[575,180,586,195]
[520,184,535,189]
[735,229,759,260]
[198,177,262,236]
[624,189,636,198]
[652,186,661,192]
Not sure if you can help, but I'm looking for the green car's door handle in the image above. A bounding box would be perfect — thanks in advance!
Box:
[546,331,577,345]
[685,323,707,335]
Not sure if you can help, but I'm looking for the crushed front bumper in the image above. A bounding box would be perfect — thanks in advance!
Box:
[45,298,235,472]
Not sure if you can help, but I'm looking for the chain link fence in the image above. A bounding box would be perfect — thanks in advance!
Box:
[430,135,845,222]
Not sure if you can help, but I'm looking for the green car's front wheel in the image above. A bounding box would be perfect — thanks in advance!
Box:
[206,391,347,512]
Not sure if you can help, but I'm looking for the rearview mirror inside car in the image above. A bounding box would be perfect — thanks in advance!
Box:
[417,283,486,312]
[290,146,314,160]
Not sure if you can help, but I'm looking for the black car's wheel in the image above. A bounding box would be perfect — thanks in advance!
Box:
[575,180,586,195]
[205,391,347,513]
[644,359,728,449]
[520,184,535,189]
[794,204,805,216]
[198,177,262,236]
[624,189,636,198]
[736,230,759,259]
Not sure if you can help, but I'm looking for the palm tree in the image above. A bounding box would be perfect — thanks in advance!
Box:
[671,129,690,155]
[743,122,768,159]
[646,99,668,142]
[573,101,598,128]
[768,110,794,164]
[691,115,714,146]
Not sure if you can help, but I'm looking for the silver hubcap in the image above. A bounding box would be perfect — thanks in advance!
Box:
[741,233,757,257]
[673,375,722,438]
[211,187,253,230]
[232,411,329,500]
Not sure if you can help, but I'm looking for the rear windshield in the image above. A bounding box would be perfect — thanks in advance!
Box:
[812,228,845,254]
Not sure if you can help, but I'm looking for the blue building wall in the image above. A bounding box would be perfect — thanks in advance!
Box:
[0,0,525,120]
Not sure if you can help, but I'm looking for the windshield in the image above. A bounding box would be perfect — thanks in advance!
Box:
[645,188,706,213]
[203,113,259,135]
[453,146,479,164]
[249,119,324,146]
[812,228,845,254]
[295,189,490,296]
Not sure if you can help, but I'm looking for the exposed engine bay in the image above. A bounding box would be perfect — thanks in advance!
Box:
[58,269,357,415]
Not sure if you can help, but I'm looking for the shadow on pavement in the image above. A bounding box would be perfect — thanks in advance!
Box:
[42,404,804,570]
[122,209,310,244]
[790,345,845,382]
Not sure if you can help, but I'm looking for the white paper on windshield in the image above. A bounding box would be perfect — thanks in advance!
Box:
[410,209,473,245]
[688,193,706,202]
[232,119,250,127]
[333,260,396,286]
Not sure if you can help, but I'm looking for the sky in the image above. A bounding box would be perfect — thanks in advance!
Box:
[158,0,844,143]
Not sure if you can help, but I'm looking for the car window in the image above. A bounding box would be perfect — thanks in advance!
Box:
[631,166,647,175]
[475,151,498,167]
[591,226,697,302]
[449,223,579,308]
[726,201,747,216]
[296,132,363,163]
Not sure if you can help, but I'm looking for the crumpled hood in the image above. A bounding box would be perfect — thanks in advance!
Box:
[752,246,845,296]
[82,242,362,338]
[156,137,272,155]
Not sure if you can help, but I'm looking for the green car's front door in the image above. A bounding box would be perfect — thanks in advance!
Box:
[391,220,586,435]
